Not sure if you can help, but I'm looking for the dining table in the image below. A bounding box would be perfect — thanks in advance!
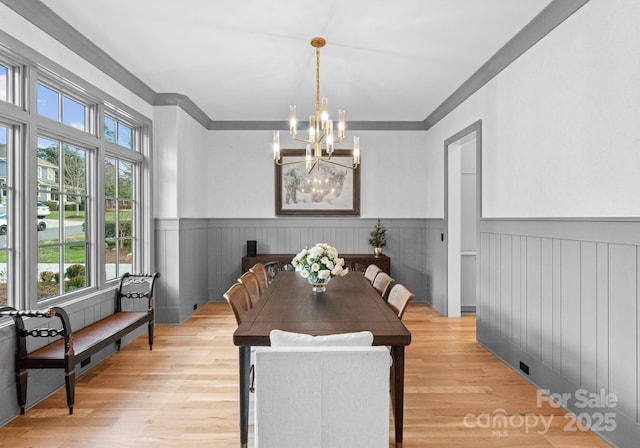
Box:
[233,270,412,448]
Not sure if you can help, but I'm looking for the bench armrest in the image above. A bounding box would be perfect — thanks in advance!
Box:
[115,272,159,312]
[0,306,74,359]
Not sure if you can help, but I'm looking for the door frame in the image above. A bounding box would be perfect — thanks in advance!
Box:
[443,120,482,317]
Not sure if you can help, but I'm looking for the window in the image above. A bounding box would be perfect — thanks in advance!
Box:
[0,124,10,307]
[104,157,136,280]
[36,136,89,300]
[0,64,7,103]
[105,114,134,149]
[0,43,151,310]
[0,56,20,106]
[37,82,89,132]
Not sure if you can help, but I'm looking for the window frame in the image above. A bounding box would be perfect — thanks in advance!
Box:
[36,78,94,135]
[0,40,153,312]
[0,50,24,108]
[0,118,20,309]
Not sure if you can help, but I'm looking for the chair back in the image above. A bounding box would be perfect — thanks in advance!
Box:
[254,345,390,448]
[372,272,393,300]
[223,282,252,325]
[249,263,270,294]
[363,264,382,283]
[263,260,280,282]
[238,271,261,306]
[387,283,414,319]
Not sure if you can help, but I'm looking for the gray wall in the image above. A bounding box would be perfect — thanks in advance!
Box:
[477,218,640,447]
[155,218,210,323]
[153,217,430,323]
[207,218,428,303]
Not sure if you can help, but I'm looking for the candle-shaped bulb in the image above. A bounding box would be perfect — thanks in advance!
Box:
[305,144,312,171]
[353,136,360,166]
[321,97,329,128]
[327,120,334,155]
[338,109,345,139]
[289,105,297,135]
[273,130,280,161]
[309,115,316,140]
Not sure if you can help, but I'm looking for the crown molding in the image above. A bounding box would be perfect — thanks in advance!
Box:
[423,0,591,129]
[0,0,156,104]
[3,0,590,131]
[154,93,210,128]
[208,120,426,131]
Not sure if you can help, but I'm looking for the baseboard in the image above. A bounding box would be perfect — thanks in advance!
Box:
[477,324,639,448]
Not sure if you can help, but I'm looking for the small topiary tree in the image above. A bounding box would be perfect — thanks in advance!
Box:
[369,218,387,255]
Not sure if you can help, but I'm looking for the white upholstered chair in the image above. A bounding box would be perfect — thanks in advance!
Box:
[253,330,390,448]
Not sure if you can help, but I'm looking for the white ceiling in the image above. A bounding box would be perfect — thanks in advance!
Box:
[40,0,552,122]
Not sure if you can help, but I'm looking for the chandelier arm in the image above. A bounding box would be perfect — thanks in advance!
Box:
[275,159,312,167]
[311,157,358,170]
[292,135,313,144]
[275,158,357,170]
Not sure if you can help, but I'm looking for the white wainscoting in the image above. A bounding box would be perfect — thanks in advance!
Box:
[477,219,640,447]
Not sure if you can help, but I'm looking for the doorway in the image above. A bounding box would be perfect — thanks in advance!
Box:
[444,120,481,317]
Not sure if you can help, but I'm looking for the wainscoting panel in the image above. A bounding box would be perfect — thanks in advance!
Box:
[425,219,447,313]
[206,218,429,306]
[478,219,640,446]
[608,243,637,422]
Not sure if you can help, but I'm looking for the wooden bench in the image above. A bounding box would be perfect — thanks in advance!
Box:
[0,272,159,415]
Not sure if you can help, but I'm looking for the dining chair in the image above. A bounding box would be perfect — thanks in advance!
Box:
[281,263,295,271]
[354,263,368,274]
[223,282,256,392]
[372,272,394,300]
[254,338,390,448]
[249,263,270,294]
[364,264,382,284]
[263,260,280,282]
[238,271,261,307]
[387,283,414,319]
[223,282,252,325]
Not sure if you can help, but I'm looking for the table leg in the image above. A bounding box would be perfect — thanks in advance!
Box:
[239,346,250,448]
[391,345,405,448]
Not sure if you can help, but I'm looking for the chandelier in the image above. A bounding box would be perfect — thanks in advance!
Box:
[272,37,361,173]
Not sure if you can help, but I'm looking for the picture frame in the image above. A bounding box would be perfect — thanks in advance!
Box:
[275,149,360,216]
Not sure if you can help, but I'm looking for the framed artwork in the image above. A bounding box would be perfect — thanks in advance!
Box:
[275,149,360,216]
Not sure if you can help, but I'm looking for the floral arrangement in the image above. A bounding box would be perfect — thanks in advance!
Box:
[291,243,349,285]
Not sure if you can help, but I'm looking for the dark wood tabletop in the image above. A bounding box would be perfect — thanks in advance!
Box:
[233,270,411,346]
[232,270,411,448]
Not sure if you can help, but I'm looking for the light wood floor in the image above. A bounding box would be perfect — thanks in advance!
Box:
[0,302,610,447]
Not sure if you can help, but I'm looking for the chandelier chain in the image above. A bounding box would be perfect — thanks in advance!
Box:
[315,45,321,128]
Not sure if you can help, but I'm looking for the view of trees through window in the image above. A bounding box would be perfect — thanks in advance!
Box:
[104,156,135,281]
[36,136,89,300]
[105,115,134,149]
